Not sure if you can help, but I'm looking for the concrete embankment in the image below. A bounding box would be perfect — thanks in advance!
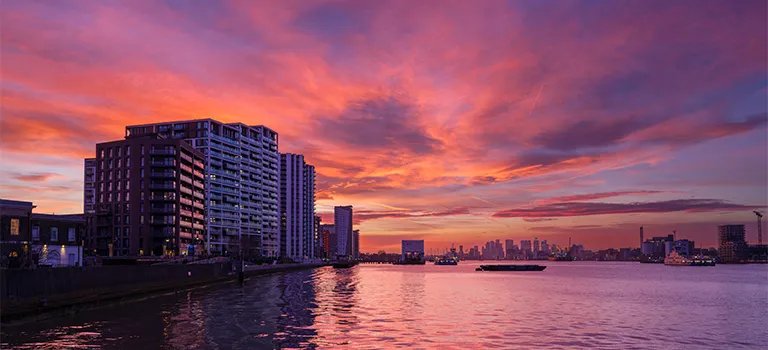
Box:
[1,262,327,324]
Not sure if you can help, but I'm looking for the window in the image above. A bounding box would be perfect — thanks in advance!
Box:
[100,149,105,158]
[140,215,145,224]
[125,169,130,179]
[140,180,144,189]
[125,192,130,201]
[126,181,130,190]
[117,147,122,157]
[51,227,59,241]
[126,146,131,156]
[117,159,121,168]
[108,193,112,202]
[108,182,112,191]
[32,226,40,240]
[141,156,145,166]
[125,215,129,225]
[108,148,113,157]
[140,202,144,212]
[68,227,75,242]
[141,145,145,155]
[10,218,19,235]
[124,227,130,236]
[108,171,113,181]
[140,168,144,178]
[141,192,145,201]
[100,161,104,170]
[116,215,121,225]
[109,160,113,169]
[117,170,122,179]
[126,158,131,167]
[117,182,121,191]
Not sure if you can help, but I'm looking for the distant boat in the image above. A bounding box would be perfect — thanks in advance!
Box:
[477,264,546,271]
[332,261,358,268]
[548,253,573,261]
[435,257,458,265]
[664,251,715,266]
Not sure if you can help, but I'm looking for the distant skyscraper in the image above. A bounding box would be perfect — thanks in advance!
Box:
[335,206,353,257]
[521,240,532,258]
[319,224,335,258]
[353,229,360,258]
[718,224,747,263]
[314,216,322,258]
[279,153,315,260]
[533,238,540,256]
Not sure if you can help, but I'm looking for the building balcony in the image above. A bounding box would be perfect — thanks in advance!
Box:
[179,174,193,184]
[180,164,193,174]
[150,160,176,167]
[179,197,192,206]
[179,186,193,195]
[193,201,204,210]
[150,218,175,225]
[193,223,205,230]
[149,149,176,155]
[193,170,205,179]
[193,212,205,220]
[149,194,176,201]
[180,209,193,218]
[151,205,176,213]
[150,170,176,178]
[179,220,193,228]
[149,183,176,190]
[193,191,205,200]
[152,227,174,237]
[194,160,204,169]
[180,153,193,163]
[193,181,205,190]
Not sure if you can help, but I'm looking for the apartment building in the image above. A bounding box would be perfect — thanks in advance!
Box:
[335,206,353,257]
[125,119,280,258]
[84,133,206,256]
[279,153,315,261]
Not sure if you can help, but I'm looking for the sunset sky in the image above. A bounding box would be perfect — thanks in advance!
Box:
[1,0,766,252]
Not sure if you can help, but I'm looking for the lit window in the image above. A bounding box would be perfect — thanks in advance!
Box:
[32,226,39,240]
[68,228,75,241]
[10,218,19,235]
[51,227,59,241]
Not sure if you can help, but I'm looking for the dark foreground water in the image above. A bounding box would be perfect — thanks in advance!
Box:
[2,261,767,349]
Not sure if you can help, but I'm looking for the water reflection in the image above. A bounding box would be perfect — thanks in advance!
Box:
[2,263,767,349]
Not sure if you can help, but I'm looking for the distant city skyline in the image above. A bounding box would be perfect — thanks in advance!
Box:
[1,1,766,253]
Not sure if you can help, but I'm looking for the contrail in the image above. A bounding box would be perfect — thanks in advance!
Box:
[529,84,544,118]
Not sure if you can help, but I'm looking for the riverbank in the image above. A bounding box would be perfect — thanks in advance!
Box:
[1,262,326,325]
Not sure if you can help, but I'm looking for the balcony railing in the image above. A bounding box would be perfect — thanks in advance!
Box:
[151,205,176,213]
[150,218,175,225]
[150,170,176,178]
[193,201,204,210]
[193,191,204,200]
[179,220,193,228]
[149,149,176,155]
[180,209,193,218]
[150,194,176,201]
[193,213,205,220]
[192,223,205,230]
[150,160,176,167]
[179,197,192,206]
[179,187,193,195]
[149,183,176,190]
[180,164,193,174]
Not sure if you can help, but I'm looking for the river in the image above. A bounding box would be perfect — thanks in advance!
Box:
[2,261,767,349]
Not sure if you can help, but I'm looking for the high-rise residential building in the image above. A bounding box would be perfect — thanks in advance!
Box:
[718,224,747,263]
[314,216,322,258]
[458,245,464,260]
[125,119,280,257]
[279,153,315,261]
[84,159,97,214]
[533,238,540,256]
[85,133,207,256]
[353,229,360,258]
[541,240,549,255]
[334,206,353,257]
[319,224,335,258]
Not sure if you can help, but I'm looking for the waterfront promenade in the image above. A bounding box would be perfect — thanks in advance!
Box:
[1,262,326,324]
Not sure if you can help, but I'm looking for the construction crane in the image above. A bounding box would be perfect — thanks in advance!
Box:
[754,211,763,245]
